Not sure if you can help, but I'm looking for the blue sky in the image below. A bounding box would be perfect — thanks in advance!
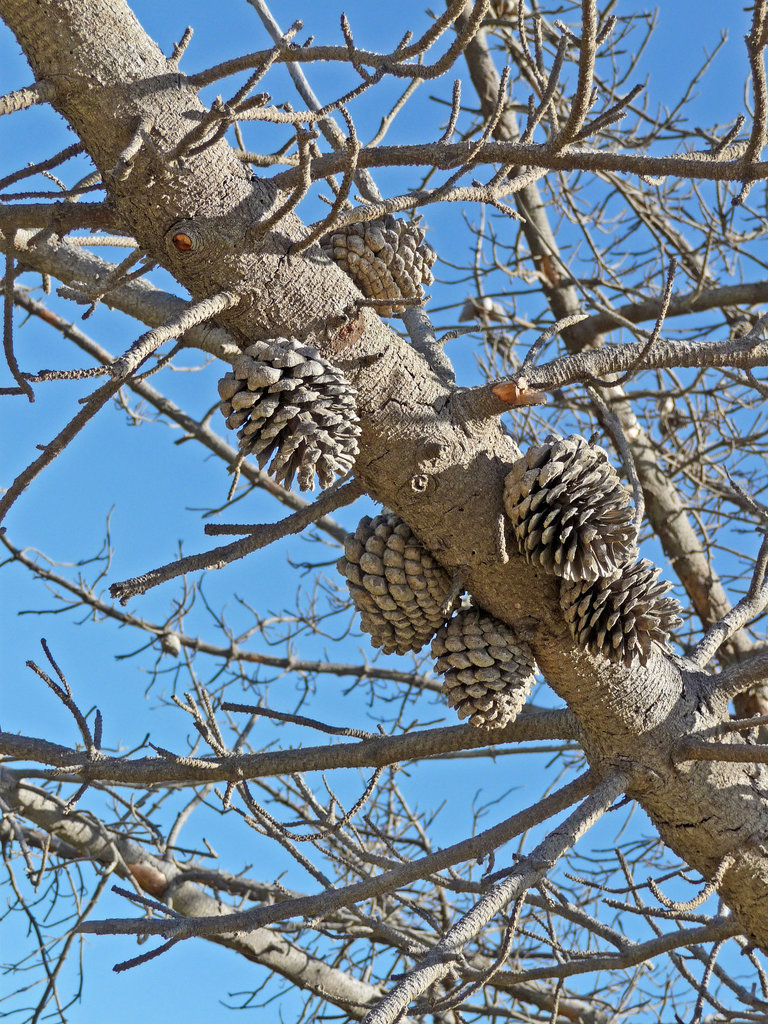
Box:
[0,2,762,1021]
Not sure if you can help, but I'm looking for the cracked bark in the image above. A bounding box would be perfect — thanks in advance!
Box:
[3,0,768,970]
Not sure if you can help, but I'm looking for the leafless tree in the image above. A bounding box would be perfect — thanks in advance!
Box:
[2,0,768,1021]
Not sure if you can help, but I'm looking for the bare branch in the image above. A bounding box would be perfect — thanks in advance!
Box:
[0,709,577,784]
[0,80,55,115]
[362,772,626,1024]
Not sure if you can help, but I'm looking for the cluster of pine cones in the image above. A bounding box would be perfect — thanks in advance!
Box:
[215,214,679,726]
[337,510,536,729]
[503,434,680,667]
[337,433,680,731]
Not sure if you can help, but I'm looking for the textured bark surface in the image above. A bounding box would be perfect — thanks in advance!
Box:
[3,0,768,953]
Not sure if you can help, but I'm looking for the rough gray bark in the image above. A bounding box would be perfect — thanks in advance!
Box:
[2,0,768,1004]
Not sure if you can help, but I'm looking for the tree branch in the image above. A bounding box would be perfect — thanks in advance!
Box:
[362,771,626,1024]
[0,709,578,784]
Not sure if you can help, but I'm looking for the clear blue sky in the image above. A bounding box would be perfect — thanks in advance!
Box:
[0,2,758,1021]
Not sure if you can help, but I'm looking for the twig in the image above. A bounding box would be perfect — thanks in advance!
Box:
[691,939,724,1024]
[520,36,568,145]
[573,82,644,142]
[109,116,152,181]
[554,0,598,147]
[168,26,193,68]
[189,0,486,89]
[204,475,361,536]
[110,290,240,378]
[111,477,363,602]
[744,1,768,166]
[269,138,768,191]
[648,855,733,912]
[361,772,626,1024]
[221,702,375,739]
[0,81,56,116]
[439,80,462,143]
[3,231,33,401]
[368,76,423,149]
[586,387,644,533]
[26,640,98,755]
[521,311,590,370]
[0,376,123,526]
[291,108,361,255]
[401,306,455,383]
[691,531,768,667]
[0,142,84,193]
[579,257,678,389]
[77,769,596,940]
[249,127,317,238]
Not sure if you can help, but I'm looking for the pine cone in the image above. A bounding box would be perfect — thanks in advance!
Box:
[218,337,359,491]
[321,214,436,317]
[432,607,537,728]
[503,434,636,582]
[560,559,681,667]
[338,512,459,654]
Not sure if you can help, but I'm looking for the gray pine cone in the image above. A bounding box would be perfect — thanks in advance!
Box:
[560,559,681,667]
[338,511,459,655]
[321,214,436,317]
[218,337,360,491]
[432,607,537,728]
[503,434,636,582]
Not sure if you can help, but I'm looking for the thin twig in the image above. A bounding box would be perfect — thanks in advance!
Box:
[110,291,240,378]
[0,377,124,526]
[691,531,768,667]
[362,772,626,1024]
[111,478,363,602]
[2,231,33,401]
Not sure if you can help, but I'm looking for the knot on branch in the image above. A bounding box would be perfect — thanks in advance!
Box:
[560,559,682,667]
[338,511,460,654]
[321,214,436,317]
[218,337,360,491]
[432,606,537,728]
[503,434,637,582]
